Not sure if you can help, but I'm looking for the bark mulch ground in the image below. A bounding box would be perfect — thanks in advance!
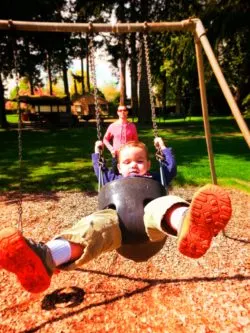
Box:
[0,186,249,333]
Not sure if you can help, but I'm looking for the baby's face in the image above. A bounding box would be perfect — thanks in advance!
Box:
[117,146,151,177]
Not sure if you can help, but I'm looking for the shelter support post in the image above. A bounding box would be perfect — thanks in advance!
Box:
[194,19,250,148]
[194,36,217,184]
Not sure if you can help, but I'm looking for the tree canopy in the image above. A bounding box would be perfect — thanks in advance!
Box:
[0,0,249,128]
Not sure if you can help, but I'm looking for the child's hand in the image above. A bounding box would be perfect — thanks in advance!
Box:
[95,140,104,153]
[154,137,167,150]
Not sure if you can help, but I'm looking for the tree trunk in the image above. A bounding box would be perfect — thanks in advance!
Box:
[86,35,91,93]
[25,42,34,95]
[162,74,167,115]
[175,77,182,115]
[0,75,8,128]
[47,52,53,95]
[61,48,71,113]
[118,0,126,106]
[138,0,151,124]
[29,76,34,95]
[62,62,69,97]
[130,23,138,118]
[80,58,85,95]
[80,34,85,95]
[120,35,126,106]
[74,79,78,95]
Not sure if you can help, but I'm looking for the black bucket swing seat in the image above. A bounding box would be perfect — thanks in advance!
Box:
[98,177,168,262]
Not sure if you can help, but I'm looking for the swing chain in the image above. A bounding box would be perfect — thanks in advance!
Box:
[97,146,105,192]
[88,30,102,142]
[17,96,23,232]
[9,20,23,232]
[137,35,142,96]
[143,31,164,162]
[88,28,105,190]
[143,32,158,137]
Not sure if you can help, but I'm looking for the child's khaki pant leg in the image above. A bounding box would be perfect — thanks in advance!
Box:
[144,195,189,242]
[56,209,122,270]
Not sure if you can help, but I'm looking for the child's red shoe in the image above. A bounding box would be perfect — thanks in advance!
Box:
[178,184,232,258]
[0,227,55,293]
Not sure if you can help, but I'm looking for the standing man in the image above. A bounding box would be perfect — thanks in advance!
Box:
[103,105,138,173]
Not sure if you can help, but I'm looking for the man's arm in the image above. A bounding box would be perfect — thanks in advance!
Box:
[103,125,116,156]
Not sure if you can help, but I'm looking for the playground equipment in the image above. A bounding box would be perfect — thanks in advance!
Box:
[2,18,248,256]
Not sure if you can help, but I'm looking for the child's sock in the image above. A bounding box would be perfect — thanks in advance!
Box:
[169,206,189,233]
[162,204,189,235]
[46,238,71,266]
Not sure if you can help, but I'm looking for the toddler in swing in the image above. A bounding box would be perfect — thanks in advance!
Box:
[0,137,232,293]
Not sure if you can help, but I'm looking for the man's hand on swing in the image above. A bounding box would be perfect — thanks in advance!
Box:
[154,137,167,151]
[95,140,104,154]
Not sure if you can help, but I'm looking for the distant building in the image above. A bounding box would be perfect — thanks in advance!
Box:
[71,93,109,121]
[15,95,77,125]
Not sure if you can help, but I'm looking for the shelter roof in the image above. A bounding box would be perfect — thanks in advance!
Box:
[17,95,70,105]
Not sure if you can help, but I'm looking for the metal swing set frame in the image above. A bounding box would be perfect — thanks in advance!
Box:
[1,18,249,252]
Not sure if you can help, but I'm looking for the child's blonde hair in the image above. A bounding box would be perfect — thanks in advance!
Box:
[117,141,149,162]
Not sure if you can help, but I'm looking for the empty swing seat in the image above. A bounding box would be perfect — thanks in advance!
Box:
[98,177,168,262]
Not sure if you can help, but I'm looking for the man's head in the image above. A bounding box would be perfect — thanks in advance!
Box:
[117,141,151,177]
[117,105,128,118]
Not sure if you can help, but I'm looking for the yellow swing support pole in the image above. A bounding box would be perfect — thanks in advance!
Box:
[194,35,217,184]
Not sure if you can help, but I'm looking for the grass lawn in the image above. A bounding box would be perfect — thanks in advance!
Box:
[1,115,249,193]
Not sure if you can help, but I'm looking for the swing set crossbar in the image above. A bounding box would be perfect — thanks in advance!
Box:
[1,19,195,33]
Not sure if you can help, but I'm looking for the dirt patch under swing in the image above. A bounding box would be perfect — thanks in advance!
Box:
[0,186,249,333]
